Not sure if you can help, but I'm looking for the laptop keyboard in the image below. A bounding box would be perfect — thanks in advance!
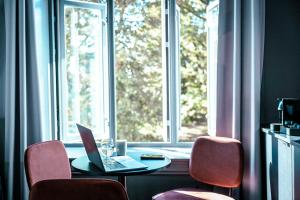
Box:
[104,159,126,170]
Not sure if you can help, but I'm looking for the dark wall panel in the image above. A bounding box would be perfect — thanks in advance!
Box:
[261,0,300,124]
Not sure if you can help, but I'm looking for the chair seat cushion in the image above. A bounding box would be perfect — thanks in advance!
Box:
[152,188,234,200]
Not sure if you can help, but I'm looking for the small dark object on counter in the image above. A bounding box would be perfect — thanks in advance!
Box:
[270,123,281,132]
[140,154,165,160]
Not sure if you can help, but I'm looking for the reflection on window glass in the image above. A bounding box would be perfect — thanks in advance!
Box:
[77,0,106,3]
[115,0,165,142]
[177,0,211,142]
[62,7,108,141]
[207,1,219,137]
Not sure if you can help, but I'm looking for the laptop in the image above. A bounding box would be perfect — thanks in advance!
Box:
[76,123,147,172]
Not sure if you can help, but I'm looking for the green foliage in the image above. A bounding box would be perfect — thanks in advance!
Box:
[178,0,208,126]
[115,0,164,141]
[65,0,209,142]
[65,8,99,129]
[115,0,208,142]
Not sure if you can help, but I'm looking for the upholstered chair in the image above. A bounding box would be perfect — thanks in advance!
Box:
[24,140,71,189]
[152,136,243,200]
[29,179,128,200]
[25,140,128,200]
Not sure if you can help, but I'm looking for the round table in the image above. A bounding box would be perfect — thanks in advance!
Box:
[71,151,171,188]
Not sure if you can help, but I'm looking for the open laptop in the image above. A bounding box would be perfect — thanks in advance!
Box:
[76,123,147,172]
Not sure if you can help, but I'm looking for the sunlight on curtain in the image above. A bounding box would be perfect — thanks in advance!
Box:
[216,0,265,199]
[3,0,52,199]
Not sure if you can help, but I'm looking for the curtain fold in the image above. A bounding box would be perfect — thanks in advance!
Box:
[1,0,52,199]
[216,0,265,199]
[0,0,6,199]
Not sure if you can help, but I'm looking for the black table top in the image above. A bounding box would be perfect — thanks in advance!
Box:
[71,150,171,176]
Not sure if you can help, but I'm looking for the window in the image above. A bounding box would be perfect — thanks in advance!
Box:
[177,0,210,142]
[114,0,164,142]
[58,0,109,142]
[57,0,219,145]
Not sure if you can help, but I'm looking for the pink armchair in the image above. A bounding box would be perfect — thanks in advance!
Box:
[25,140,128,200]
[24,141,71,189]
[29,179,128,200]
[152,136,243,200]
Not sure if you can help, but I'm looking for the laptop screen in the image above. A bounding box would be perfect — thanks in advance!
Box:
[76,123,106,171]
[76,124,98,154]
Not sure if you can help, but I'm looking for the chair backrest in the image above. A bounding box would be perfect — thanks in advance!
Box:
[189,136,243,188]
[24,141,71,189]
[29,179,129,200]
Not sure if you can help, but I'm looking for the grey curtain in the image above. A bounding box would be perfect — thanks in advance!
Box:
[216,0,265,199]
[0,0,5,199]
[0,0,53,199]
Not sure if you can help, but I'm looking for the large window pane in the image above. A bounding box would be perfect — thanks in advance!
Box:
[177,0,210,142]
[115,0,165,142]
[61,6,108,142]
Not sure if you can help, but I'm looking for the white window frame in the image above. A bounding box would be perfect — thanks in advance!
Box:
[55,0,217,147]
[207,0,219,137]
[58,0,109,142]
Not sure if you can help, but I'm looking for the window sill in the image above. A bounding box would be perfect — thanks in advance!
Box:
[66,147,191,175]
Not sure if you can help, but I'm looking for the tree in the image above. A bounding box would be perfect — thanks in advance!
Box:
[64,0,209,142]
[115,0,163,141]
[115,0,209,142]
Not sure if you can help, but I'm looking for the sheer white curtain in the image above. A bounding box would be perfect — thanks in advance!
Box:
[216,0,265,199]
[1,0,53,199]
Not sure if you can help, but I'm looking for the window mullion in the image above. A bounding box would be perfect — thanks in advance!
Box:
[107,0,116,144]
[162,0,169,142]
[58,0,67,141]
[50,0,58,140]
[168,0,179,145]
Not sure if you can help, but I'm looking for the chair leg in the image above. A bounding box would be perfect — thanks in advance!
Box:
[229,188,232,197]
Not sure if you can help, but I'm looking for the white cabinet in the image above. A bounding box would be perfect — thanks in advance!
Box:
[277,139,292,199]
[264,130,294,200]
[265,132,277,200]
[292,142,300,199]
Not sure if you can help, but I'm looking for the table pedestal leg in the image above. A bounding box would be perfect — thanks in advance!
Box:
[118,176,127,189]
